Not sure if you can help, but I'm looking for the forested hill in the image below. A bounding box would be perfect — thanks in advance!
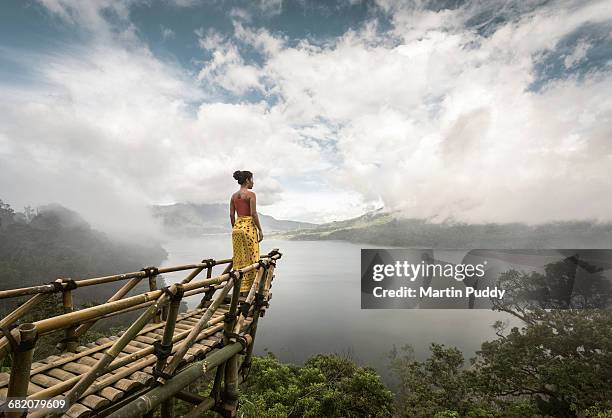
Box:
[273,208,612,248]
[0,199,168,307]
[152,202,317,235]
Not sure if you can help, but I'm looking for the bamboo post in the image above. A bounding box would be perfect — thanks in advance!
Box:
[233,263,266,335]
[241,263,272,379]
[162,278,236,378]
[143,267,162,323]
[188,374,246,418]
[220,270,243,417]
[210,361,226,403]
[158,285,184,418]
[155,285,184,376]
[161,398,175,418]
[58,279,78,352]
[6,323,38,418]
[196,260,216,309]
[222,353,239,417]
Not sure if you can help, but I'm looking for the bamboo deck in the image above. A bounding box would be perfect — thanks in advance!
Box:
[0,303,256,417]
[0,249,281,418]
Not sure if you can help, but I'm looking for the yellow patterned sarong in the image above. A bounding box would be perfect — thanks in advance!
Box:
[232,215,260,293]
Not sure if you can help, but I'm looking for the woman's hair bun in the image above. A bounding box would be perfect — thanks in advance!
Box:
[233,170,253,185]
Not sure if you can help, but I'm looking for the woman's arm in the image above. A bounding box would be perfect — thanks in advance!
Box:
[249,193,263,242]
[229,195,235,227]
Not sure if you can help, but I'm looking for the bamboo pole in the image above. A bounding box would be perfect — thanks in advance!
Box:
[148,271,161,323]
[233,264,266,335]
[158,285,184,418]
[106,338,251,418]
[175,390,207,404]
[162,279,235,378]
[26,317,225,403]
[184,398,216,418]
[222,352,240,417]
[23,308,210,382]
[220,269,244,417]
[61,283,183,410]
[185,374,246,418]
[161,397,175,418]
[241,264,272,378]
[60,282,78,352]
[0,259,232,300]
[0,272,239,360]
[0,293,50,329]
[263,260,277,297]
[155,285,183,376]
[0,252,281,415]
[0,259,266,361]
[73,276,144,338]
[6,323,38,418]
[210,361,225,403]
[75,284,220,324]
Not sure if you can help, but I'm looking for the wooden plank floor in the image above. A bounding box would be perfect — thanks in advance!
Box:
[0,303,253,418]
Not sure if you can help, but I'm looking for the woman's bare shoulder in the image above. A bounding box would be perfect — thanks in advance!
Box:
[235,190,255,199]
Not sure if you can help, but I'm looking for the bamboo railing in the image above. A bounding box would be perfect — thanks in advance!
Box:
[0,248,281,417]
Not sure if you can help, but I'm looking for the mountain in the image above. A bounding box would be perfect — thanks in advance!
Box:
[273,208,612,248]
[0,199,169,316]
[152,202,318,235]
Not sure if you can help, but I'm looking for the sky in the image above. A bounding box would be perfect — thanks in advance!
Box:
[0,0,611,237]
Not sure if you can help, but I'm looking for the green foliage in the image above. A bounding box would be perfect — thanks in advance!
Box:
[236,353,394,418]
[472,310,612,417]
[389,256,612,418]
[390,310,612,418]
[282,210,612,248]
[0,198,168,361]
[0,200,167,303]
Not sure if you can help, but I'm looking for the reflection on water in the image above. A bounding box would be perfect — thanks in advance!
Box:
[160,235,519,384]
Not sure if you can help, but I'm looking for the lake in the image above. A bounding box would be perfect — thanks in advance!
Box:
[159,235,520,385]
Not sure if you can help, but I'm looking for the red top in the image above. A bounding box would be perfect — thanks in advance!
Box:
[233,193,251,216]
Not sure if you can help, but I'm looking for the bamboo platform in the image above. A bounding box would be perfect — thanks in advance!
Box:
[0,249,281,418]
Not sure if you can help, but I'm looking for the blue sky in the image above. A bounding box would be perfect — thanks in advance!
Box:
[0,0,611,236]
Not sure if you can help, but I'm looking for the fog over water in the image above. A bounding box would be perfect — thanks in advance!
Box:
[159,235,521,384]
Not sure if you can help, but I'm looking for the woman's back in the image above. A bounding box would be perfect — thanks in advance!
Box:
[233,192,251,216]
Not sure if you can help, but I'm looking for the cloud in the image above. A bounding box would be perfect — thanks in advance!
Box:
[256,0,283,17]
[35,0,139,41]
[2,0,611,231]
[160,25,176,40]
[194,0,612,223]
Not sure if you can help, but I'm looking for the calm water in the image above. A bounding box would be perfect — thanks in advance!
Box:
[160,235,519,385]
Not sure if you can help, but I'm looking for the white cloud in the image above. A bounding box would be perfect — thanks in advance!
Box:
[2,0,612,232]
[197,0,612,223]
[161,25,176,40]
[35,0,139,41]
[564,39,592,68]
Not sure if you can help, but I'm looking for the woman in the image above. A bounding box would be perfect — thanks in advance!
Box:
[230,170,264,294]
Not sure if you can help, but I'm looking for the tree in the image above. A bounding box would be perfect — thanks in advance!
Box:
[237,352,395,418]
[0,199,15,228]
[389,258,612,417]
